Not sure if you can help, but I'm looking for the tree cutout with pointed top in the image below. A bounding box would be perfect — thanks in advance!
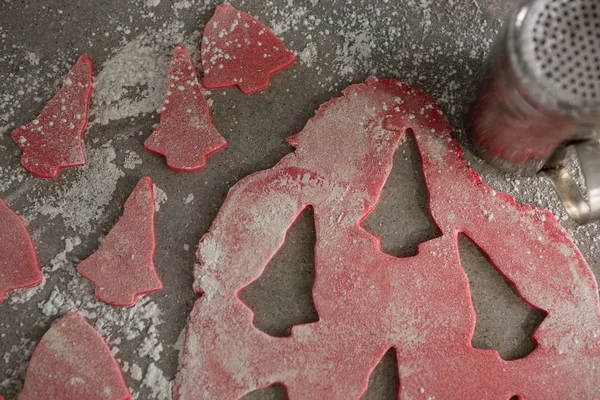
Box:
[11,55,93,179]
[0,199,42,302]
[239,206,319,337]
[458,233,546,360]
[19,313,131,400]
[201,4,296,94]
[362,130,442,258]
[77,177,162,307]
[145,44,227,172]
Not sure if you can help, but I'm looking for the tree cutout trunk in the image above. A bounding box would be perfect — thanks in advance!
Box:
[458,233,546,360]
[239,206,319,337]
[362,131,441,258]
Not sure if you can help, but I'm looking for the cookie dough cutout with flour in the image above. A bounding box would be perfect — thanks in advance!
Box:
[0,200,42,302]
[77,177,163,307]
[11,55,93,179]
[174,78,600,400]
[19,313,131,400]
[145,44,227,172]
[201,4,296,94]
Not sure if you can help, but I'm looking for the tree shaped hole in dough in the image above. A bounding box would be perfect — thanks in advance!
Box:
[77,177,162,307]
[239,206,319,338]
[145,44,227,172]
[0,199,42,302]
[201,4,296,94]
[457,232,546,361]
[19,313,131,400]
[11,55,93,179]
[361,130,442,258]
[174,78,600,400]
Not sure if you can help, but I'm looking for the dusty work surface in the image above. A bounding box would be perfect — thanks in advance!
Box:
[0,1,598,399]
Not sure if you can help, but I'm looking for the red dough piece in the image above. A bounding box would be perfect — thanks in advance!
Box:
[77,177,162,307]
[174,78,600,399]
[145,44,227,172]
[11,55,93,179]
[0,199,41,302]
[19,313,130,400]
[201,3,296,94]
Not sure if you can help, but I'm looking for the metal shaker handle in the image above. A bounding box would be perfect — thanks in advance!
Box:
[543,139,600,224]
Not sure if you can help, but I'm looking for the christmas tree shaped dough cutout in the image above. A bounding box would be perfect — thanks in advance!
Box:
[77,177,162,307]
[201,3,296,94]
[11,55,93,179]
[145,44,227,172]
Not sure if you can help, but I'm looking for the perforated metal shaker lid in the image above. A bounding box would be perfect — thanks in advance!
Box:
[517,0,600,112]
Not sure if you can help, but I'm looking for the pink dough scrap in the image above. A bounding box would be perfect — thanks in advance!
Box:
[174,78,600,399]
[145,44,227,172]
[0,199,42,302]
[11,55,94,179]
[19,312,130,400]
[77,176,162,307]
[201,3,296,94]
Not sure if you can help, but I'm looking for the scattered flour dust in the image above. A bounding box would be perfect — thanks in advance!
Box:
[142,363,172,400]
[26,143,125,235]
[131,363,144,381]
[91,21,202,126]
[137,324,164,362]
[0,161,26,194]
[23,52,40,67]
[153,184,168,212]
[299,42,318,67]
[7,275,46,304]
[124,150,143,170]
[172,0,194,15]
